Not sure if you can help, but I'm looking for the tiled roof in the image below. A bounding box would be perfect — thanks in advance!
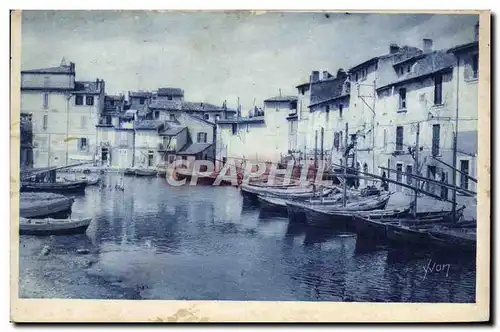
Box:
[177,143,213,155]
[133,120,165,130]
[447,41,478,54]
[182,102,224,112]
[309,76,348,105]
[377,50,455,91]
[149,100,183,110]
[129,91,152,98]
[217,116,265,124]
[157,88,184,96]
[308,93,350,108]
[264,96,298,102]
[348,45,423,73]
[22,65,74,74]
[159,126,186,136]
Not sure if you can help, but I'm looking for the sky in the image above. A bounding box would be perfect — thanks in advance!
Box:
[21,11,478,111]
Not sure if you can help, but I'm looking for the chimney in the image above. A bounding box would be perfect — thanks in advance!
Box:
[322,71,330,80]
[474,22,479,42]
[336,68,347,79]
[423,39,433,53]
[389,43,400,54]
[310,71,320,83]
[69,62,75,73]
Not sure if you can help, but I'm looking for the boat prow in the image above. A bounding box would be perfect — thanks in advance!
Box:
[19,217,92,236]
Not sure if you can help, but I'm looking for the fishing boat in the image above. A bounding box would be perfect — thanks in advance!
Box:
[134,168,157,177]
[124,168,136,176]
[175,168,242,186]
[19,217,92,236]
[20,180,87,194]
[258,191,345,215]
[20,192,75,219]
[64,175,100,186]
[302,193,392,228]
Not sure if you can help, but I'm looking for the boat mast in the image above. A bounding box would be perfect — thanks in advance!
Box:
[342,123,348,207]
[452,54,460,224]
[413,122,420,218]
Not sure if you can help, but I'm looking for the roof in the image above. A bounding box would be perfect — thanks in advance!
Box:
[217,116,265,124]
[181,112,216,126]
[447,41,479,54]
[310,76,348,105]
[157,88,184,96]
[264,96,298,103]
[348,57,380,73]
[182,102,224,112]
[177,143,213,155]
[159,126,186,136]
[133,120,166,130]
[21,65,75,75]
[149,100,183,110]
[308,94,350,108]
[129,91,152,98]
[377,50,455,91]
[348,45,423,73]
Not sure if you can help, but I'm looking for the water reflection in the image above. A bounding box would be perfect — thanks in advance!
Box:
[19,174,476,302]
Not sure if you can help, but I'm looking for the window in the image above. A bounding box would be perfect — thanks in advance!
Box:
[398,88,407,109]
[75,95,84,106]
[399,67,404,75]
[110,100,114,106]
[232,123,237,135]
[42,93,49,109]
[339,104,343,118]
[325,105,330,113]
[396,163,403,191]
[350,134,357,145]
[168,96,173,100]
[215,114,220,122]
[460,160,469,190]
[472,54,478,79]
[204,113,210,121]
[383,129,387,149]
[148,151,154,167]
[154,111,160,120]
[42,114,48,130]
[81,116,87,129]
[334,132,340,151]
[396,126,404,151]
[79,138,88,152]
[86,96,94,106]
[432,124,440,156]
[197,132,207,143]
[140,98,145,105]
[406,165,413,185]
[355,73,359,81]
[434,75,443,105]
[105,115,112,125]
[407,65,411,73]
[169,114,176,121]
[339,131,343,148]
[181,156,187,161]
[168,155,175,164]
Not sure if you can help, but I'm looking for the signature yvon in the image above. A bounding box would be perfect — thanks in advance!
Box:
[423,259,451,281]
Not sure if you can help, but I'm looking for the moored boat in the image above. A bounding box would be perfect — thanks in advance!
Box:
[20,180,87,194]
[19,217,92,236]
[134,168,158,177]
[124,168,136,176]
[302,193,392,228]
[64,175,100,186]
[20,192,75,219]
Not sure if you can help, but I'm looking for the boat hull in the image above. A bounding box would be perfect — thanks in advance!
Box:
[20,194,75,219]
[19,218,92,236]
[20,181,87,194]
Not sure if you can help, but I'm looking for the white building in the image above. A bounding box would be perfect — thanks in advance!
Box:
[21,59,105,167]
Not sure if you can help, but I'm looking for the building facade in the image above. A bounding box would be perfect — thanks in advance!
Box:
[21,60,105,167]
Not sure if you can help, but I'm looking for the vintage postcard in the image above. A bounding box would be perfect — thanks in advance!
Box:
[10,10,490,322]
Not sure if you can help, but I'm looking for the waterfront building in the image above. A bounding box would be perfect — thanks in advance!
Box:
[21,59,105,167]
[20,112,34,169]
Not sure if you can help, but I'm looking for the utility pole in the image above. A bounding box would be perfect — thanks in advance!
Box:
[452,132,458,224]
[343,123,349,207]
[320,127,324,163]
[413,123,420,219]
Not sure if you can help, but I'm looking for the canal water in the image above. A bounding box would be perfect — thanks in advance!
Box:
[19,174,476,302]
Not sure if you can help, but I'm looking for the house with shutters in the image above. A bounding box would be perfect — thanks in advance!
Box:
[374,25,478,196]
[21,59,105,167]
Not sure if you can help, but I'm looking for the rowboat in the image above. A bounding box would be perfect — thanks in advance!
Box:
[302,193,392,228]
[134,168,157,177]
[258,191,344,215]
[20,180,87,194]
[64,175,100,186]
[124,168,136,176]
[19,217,92,236]
[20,192,75,218]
